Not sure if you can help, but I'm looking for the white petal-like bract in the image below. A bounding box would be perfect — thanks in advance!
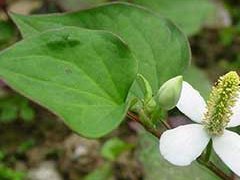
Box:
[159,124,210,166]
[227,95,240,127]
[176,81,206,123]
[213,130,240,176]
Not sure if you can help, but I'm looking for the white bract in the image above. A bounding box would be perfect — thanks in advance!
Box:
[159,75,240,176]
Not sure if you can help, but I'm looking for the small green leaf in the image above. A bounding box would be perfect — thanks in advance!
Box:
[19,100,35,121]
[17,139,35,154]
[0,27,137,138]
[0,105,18,122]
[84,163,113,180]
[0,164,26,180]
[10,2,190,97]
[136,74,153,102]
[0,94,35,123]
[101,138,133,161]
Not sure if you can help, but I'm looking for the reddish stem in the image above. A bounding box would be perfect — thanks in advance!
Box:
[127,111,161,138]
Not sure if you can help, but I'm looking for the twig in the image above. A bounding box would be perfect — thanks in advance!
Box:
[161,120,171,129]
[127,111,161,138]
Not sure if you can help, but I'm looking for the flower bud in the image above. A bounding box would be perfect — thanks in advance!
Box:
[157,76,183,110]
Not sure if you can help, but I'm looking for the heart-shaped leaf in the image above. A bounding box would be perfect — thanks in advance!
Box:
[10,2,190,97]
[0,27,137,138]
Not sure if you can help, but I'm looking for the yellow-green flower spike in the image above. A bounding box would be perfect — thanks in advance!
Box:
[204,71,240,136]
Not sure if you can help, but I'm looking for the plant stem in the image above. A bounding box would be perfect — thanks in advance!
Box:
[197,158,232,180]
[127,112,161,138]
[161,120,171,129]
[127,111,233,180]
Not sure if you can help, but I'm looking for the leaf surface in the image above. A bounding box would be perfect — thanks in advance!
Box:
[10,2,190,97]
[0,27,137,138]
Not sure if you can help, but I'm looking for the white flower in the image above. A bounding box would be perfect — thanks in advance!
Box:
[159,81,240,176]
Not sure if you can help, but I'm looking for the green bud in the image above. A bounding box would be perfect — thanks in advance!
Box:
[157,76,183,110]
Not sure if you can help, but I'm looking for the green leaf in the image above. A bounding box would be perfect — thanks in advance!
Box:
[0,94,35,123]
[0,105,18,122]
[136,74,153,102]
[101,137,133,161]
[137,130,221,180]
[10,2,190,97]
[0,27,137,138]
[129,0,215,36]
[0,164,26,180]
[17,139,35,154]
[183,66,211,100]
[19,100,35,121]
[84,163,113,180]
